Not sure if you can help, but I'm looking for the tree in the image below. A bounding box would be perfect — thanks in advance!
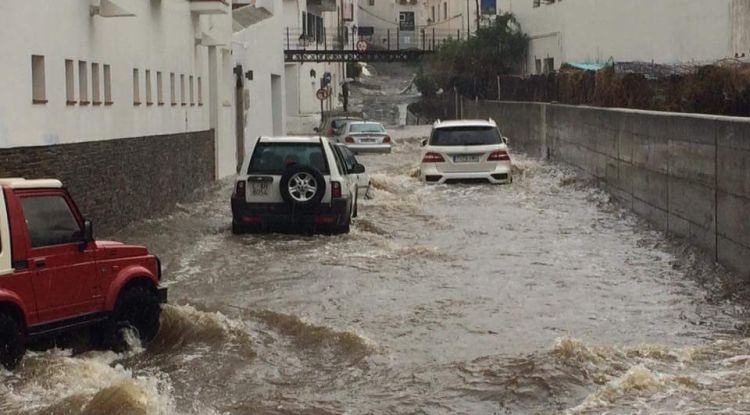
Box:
[416,13,529,99]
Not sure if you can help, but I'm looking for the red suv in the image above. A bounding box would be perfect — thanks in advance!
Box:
[0,178,167,369]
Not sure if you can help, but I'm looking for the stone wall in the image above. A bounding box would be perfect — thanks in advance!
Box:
[0,130,215,235]
[465,100,750,277]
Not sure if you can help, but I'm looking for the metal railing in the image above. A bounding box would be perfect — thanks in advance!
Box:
[283,27,472,52]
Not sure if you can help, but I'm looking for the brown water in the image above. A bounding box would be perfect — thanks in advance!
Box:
[2,67,749,415]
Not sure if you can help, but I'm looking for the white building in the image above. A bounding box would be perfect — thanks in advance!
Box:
[422,0,480,35]
[501,0,750,74]
[282,0,348,134]
[232,0,286,171]
[0,0,237,178]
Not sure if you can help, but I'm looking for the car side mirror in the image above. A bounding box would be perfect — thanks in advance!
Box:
[80,219,93,250]
[352,163,366,174]
[421,139,427,147]
[502,136,509,145]
[314,127,320,133]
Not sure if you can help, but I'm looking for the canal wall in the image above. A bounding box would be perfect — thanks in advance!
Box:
[465,100,750,277]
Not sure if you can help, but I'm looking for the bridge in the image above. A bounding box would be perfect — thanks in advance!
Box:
[283,27,470,63]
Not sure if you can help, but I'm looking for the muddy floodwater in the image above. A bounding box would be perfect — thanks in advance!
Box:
[3,66,750,414]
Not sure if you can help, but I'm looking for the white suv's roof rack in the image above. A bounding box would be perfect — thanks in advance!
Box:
[0,178,63,189]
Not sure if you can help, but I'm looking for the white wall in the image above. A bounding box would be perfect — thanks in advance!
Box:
[0,0,212,148]
[504,0,736,74]
[233,10,287,145]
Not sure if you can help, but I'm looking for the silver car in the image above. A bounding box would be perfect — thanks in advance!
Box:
[336,121,392,154]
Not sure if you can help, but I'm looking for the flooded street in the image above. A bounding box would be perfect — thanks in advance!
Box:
[2,65,750,415]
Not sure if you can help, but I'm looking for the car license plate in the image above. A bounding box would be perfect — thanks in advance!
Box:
[454,155,480,163]
[361,138,377,143]
[251,182,269,195]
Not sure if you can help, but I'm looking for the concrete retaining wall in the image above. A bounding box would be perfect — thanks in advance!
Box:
[465,100,750,277]
[0,130,215,235]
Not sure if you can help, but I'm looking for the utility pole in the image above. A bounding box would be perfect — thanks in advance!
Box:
[475,0,480,31]
[466,0,470,36]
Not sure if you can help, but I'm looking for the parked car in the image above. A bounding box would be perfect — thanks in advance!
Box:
[420,119,512,184]
[337,121,392,154]
[0,178,167,369]
[231,136,365,234]
[336,144,371,198]
[317,112,364,138]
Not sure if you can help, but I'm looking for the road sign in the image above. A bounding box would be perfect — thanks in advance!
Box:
[316,88,329,101]
[356,40,368,52]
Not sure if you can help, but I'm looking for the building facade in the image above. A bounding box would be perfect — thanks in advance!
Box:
[283,0,347,134]
[0,0,235,232]
[232,0,285,171]
[502,0,750,74]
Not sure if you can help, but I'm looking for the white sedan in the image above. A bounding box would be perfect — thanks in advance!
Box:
[336,121,392,154]
[420,119,512,184]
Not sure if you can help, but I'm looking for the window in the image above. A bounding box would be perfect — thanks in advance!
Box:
[248,143,329,175]
[145,69,152,105]
[368,0,374,5]
[79,61,89,104]
[170,73,176,105]
[180,74,186,105]
[91,63,101,105]
[21,196,82,248]
[133,68,140,105]
[533,0,541,7]
[349,123,385,133]
[157,71,163,105]
[535,58,542,74]
[431,6,435,22]
[429,126,502,146]
[443,2,447,19]
[103,64,112,105]
[544,57,555,73]
[65,59,75,105]
[329,143,346,175]
[31,55,46,104]
[189,75,194,105]
[197,76,202,105]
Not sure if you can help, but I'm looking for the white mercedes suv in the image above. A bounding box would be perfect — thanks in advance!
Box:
[420,119,512,184]
[231,136,364,234]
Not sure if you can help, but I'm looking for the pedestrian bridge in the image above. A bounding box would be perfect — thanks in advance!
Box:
[283,27,469,63]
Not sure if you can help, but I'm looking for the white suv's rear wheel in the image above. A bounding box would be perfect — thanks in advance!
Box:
[280,165,326,210]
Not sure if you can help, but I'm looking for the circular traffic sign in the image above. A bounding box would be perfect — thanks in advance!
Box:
[356,40,368,52]
[316,88,329,101]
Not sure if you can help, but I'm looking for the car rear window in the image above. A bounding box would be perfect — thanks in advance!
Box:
[248,143,329,175]
[350,123,385,133]
[430,126,502,146]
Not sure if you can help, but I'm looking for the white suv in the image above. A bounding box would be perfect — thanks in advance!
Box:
[420,119,512,184]
[231,136,364,234]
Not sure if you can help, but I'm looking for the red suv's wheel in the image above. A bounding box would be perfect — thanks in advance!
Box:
[0,314,25,370]
[98,286,161,351]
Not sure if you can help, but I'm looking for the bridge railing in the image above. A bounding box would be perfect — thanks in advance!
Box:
[283,27,472,52]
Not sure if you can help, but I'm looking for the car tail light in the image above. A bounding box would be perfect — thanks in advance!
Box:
[241,215,262,224]
[345,136,354,143]
[383,135,391,143]
[235,180,246,198]
[422,152,445,163]
[488,150,510,161]
[331,181,342,198]
[315,215,337,225]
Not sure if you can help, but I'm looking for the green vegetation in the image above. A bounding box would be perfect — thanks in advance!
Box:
[415,13,529,99]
